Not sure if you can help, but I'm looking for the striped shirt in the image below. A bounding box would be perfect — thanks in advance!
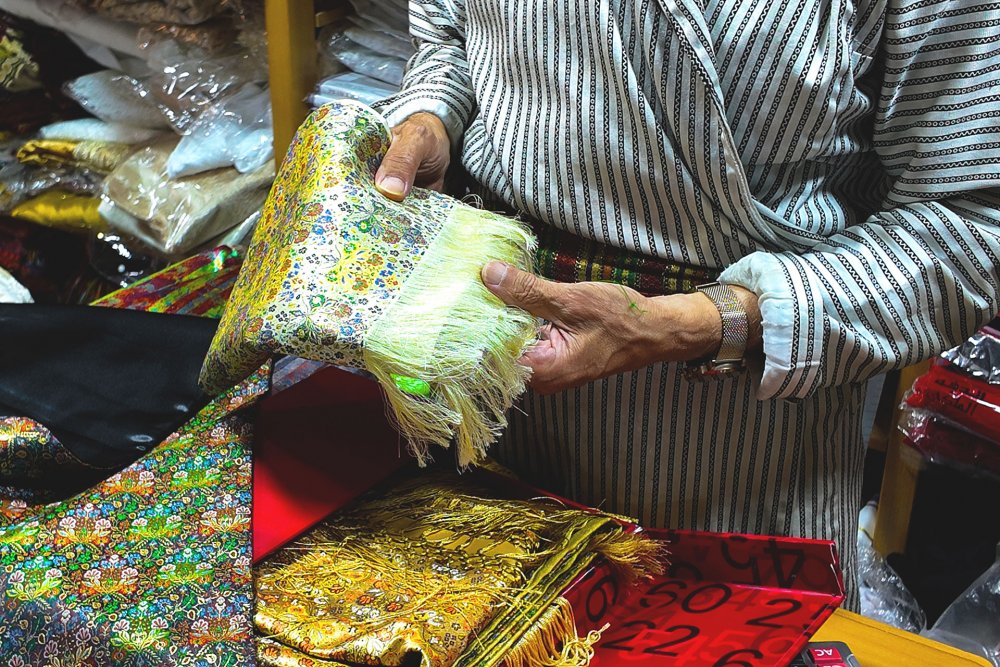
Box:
[377,0,1000,608]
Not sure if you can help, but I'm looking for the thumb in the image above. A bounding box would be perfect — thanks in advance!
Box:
[481,261,562,322]
[375,140,421,202]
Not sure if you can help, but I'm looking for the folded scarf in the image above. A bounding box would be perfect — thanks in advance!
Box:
[200,100,537,468]
[255,467,662,667]
[16,138,134,174]
[9,190,106,233]
[95,245,243,317]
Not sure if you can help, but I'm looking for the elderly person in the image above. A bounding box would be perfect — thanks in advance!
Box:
[372,0,1000,607]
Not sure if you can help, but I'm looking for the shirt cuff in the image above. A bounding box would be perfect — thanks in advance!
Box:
[719,251,825,400]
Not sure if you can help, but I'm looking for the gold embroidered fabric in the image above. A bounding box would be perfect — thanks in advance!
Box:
[16,138,133,174]
[9,190,106,233]
[255,469,660,667]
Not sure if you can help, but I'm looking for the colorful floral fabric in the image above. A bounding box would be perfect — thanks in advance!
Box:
[0,418,95,514]
[95,246,243,318]
[0,369,266,666]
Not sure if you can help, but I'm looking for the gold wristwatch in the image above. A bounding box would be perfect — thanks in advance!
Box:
[685,282,748,379]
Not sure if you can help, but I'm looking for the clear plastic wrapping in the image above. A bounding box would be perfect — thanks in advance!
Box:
[135,42,268,133]
[905,358,1000,447]
[165,83,272,178]
[857,501,927,631]
[311,72,398,107]
[319,27,406,87]
[40,119,165,145]
[0,164,104,214]
[343,26,414,61]
[86,231,163,288]
[136,18,239,55]
[943,327,1000,385]
[72,0,231,26]
[346,0,409,33]
[900,409,1000,478]
[923,543,1000,666]
[63,70,170,130]
[100,138,274,257]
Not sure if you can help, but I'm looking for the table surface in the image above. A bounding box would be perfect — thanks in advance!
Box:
[814,609,991,666]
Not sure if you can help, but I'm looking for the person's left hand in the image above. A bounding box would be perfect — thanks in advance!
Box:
[481,261,741,394]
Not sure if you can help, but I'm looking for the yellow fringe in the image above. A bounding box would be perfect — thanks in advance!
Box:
[503,597,608,667]
[587,528,668,585]
[364,203,537,469]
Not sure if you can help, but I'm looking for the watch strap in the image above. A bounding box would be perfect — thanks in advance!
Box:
[696,282,748,364]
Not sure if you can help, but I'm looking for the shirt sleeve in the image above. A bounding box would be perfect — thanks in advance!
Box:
[372,0,475,145]
[719,0,1000,401]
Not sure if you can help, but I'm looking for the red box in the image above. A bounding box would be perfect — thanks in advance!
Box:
[561,529,844,666]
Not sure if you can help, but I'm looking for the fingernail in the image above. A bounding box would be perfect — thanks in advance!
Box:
[482,261,508,288]
[378,176,406,197]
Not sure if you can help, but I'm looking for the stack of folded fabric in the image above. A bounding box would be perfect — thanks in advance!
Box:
[312,0,415,108]
[0,0,274,265]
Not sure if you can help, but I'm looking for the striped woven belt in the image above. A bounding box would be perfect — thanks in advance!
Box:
[533,223,719,297]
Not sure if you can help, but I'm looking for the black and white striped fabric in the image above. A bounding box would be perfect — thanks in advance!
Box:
[377,0,1000,608]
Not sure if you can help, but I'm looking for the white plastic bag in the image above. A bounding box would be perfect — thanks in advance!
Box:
[166,83,273,178]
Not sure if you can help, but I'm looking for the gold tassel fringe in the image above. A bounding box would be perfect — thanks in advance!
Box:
[503,597,608,667]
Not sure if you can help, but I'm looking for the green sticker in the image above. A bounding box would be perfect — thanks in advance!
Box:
[391,374,431,397]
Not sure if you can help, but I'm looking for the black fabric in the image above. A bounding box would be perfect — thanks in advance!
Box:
[0,304,218,468]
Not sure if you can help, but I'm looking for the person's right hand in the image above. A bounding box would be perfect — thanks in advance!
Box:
[374,112,451,202]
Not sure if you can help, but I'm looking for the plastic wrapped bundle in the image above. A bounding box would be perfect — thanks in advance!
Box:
[319,27,405,87]
[165,83,272,178]
[101,137,274,257]
[200,101,538,468]
[311,72,397,108]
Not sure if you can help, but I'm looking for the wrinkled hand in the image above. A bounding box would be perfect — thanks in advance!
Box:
[481,261,732,394]
[374,112,451,201]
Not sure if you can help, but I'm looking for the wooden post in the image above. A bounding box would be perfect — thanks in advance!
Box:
[266,0,317,165]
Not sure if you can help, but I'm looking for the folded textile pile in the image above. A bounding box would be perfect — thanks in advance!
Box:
[312,0,415,108]
[201,101,537,467]
[100,137,273,257]
[255,467,662,667]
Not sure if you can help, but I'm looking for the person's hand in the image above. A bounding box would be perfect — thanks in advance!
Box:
[481,261,760,394]
[374,112,451,201]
